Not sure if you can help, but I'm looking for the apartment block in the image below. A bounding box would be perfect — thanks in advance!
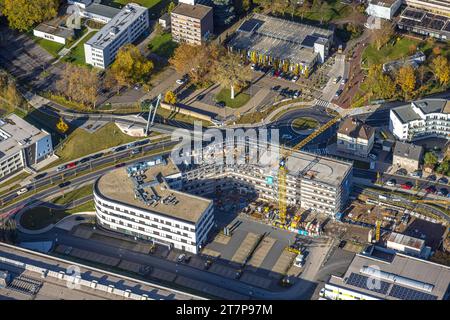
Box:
[0,114,53,181]
[171,3,213,45]
[84,3,149,69]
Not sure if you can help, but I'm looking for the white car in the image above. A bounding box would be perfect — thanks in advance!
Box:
[341,78,347,85]
[368,153,378,160]
[176,78,186,85]
[282,134,292,140]
[16,187,28,195]
[386,179,396,187]
[291,75,299,82]
[56,165,65,172]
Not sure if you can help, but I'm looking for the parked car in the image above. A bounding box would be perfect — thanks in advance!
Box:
[401,182,413,190]
[368,153,378,160]
[335,89,343,98]
[250,64,256,70]
[75,216,85,221]
[56,165,66,172]
[115,163,126,168]
[438,188,448,196]
[115,146,127,152]
[177,254,185,263]
[66,162,77,169]
[427,174,437,181]
[333,76,341,84]
[272,85,281,92]
[425,186,437,194]
[438,177,448,184]
[136,139,150,146]
[293,90,300,99]
[292,75,299,82]
[91,153,103,159]
[131,148,141,155]
[215,101,226,108]
[33,173,47,181]
[396,168,408,176]
[338,240,347,249]
[410,170,422,178]
[176,78,186,85]
[386,179,396,187]
[80,157,91,164]
[16,187,28,195]
[341,78,347,85]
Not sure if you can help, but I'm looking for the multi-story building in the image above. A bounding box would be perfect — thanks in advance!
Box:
[179,141,353,217]
[94,156,215,254]
[320,245,450,300]
[94,141,352,250]
[171,3,214,45]
[389,99,450,141]
[403,0,450,16]
[366,0,402,20]
[228,14,334,77]
[84,3,149,69]
[392,141,423,172]
[397,6,450,41]
[0,114,53,181]
[337,117,375,158]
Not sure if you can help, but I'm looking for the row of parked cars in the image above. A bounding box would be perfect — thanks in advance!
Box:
[251,64,300,83]
[386,178,449,196]
[271,85,301,99]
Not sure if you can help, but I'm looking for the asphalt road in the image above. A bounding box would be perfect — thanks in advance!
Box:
[0,139,178,211]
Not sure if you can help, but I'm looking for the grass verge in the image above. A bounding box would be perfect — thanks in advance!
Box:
[215,88,251,109]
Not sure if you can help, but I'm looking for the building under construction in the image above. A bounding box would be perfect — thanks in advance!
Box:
[174,140,353,217]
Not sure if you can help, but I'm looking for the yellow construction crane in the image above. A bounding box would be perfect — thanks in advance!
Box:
[277,113,341,226]
[375,219,381,242]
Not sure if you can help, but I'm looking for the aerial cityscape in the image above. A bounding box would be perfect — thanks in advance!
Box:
[0,0,450,305]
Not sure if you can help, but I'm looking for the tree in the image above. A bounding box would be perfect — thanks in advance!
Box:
[432,46,442,56]
[213,51,251,99]
[56,64,99,108]
[372,20,394,50]
[56,117,69,133]
[396,65,416,100]
[431,56,450,87]
[164,90,177,105]
[424,152,438,167]
[366,64,396,100]
[1,0,59,31]
[167,1,176,14]
[110,44,154,87]
[408,44,417,55]
[169,43,221,85]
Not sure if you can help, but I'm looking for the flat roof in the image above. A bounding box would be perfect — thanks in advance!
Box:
[86,3,147,49]
[328,246,450,300]
[96,159,212,224]
[392,99,449,123]
[228,13,333,66]
[387,232,424,250]
[34,15,75,39]
[171,3,212,20]
[0,114,49,160]
[0,243,196,300]
[369,0,400,7]
[399,6,450,36]
[85,3,121,19]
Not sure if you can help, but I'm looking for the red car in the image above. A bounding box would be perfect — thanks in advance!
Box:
[401,182,413,190]
[66,162,77,169]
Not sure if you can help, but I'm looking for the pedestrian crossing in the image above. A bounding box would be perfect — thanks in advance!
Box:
[314,99,329,108]
[335,55,346,62]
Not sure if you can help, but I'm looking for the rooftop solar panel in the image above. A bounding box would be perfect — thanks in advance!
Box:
[238,19,263,33]
[401,9,425,21]
[388,284,437,300]
[346,273,390,295]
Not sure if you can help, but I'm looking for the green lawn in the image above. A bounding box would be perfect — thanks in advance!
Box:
[55,122,139,163]
[302,0,353,23]
[34,38,65,57]
[64,31,97,66]
[102,0,168,17]
[215,88,251,109]
[20,201,95,230]
[148,33,178,59]
[52,184,93,205]
[292,117,319,130]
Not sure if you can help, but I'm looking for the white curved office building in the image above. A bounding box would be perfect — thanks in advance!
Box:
[94,156,214,254]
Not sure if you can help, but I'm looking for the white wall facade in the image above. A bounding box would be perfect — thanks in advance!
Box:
[366,0,402,20]
[320,283,379,300]
[93,187,215,254]
[33,29,66,44]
